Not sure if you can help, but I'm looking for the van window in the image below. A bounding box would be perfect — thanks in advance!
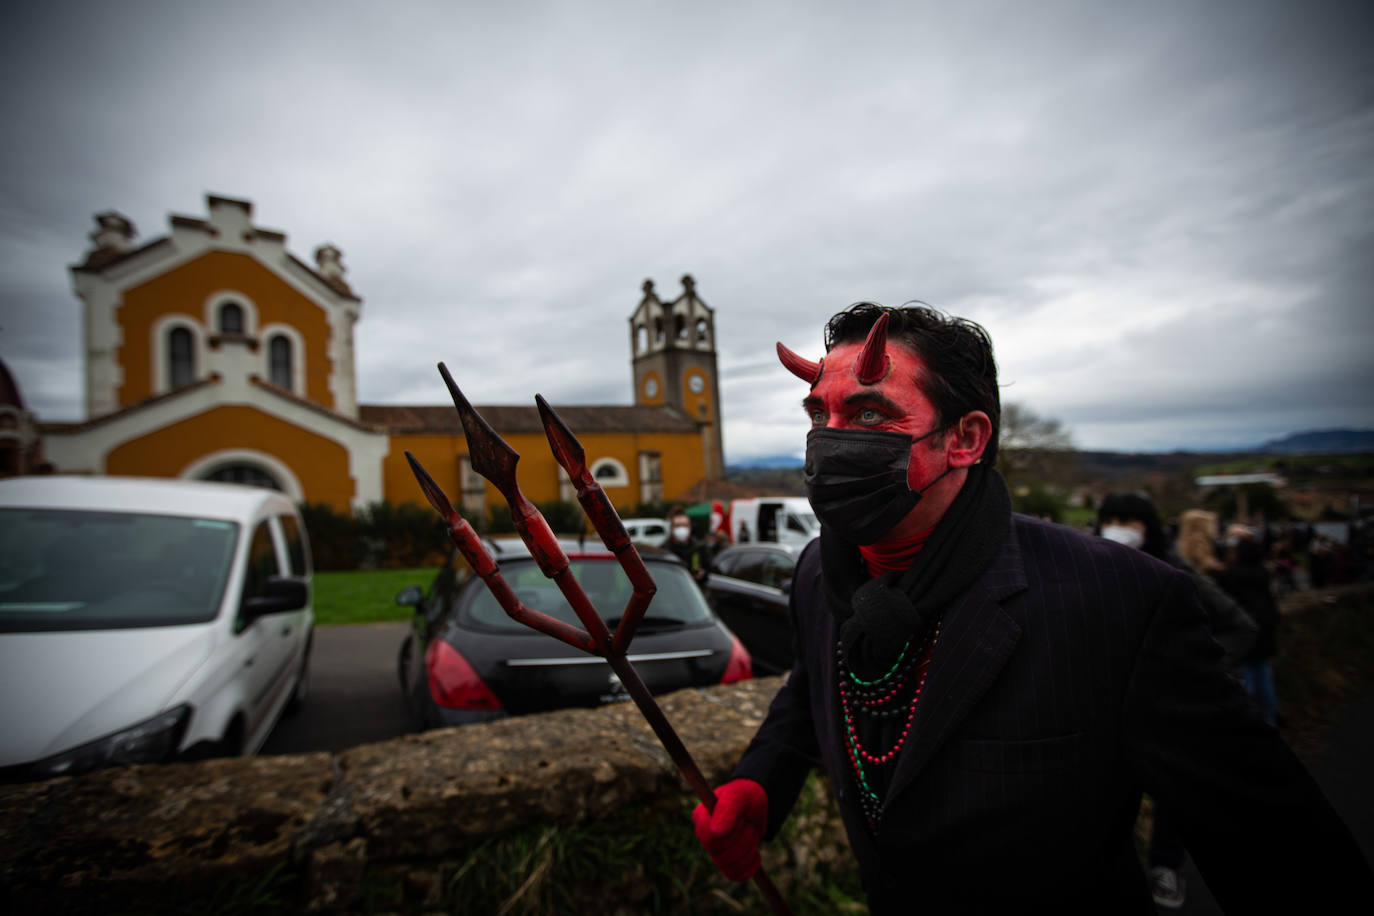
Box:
[758,506,779,541]
[244,522,280,600]
[0,509,237,632]
[278,514,310,576]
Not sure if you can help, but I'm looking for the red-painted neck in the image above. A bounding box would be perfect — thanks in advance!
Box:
[859,527,933,577]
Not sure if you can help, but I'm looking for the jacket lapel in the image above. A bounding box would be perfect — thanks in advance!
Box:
[885,523,1028,803]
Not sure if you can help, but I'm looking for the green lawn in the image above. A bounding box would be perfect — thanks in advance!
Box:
[312,566,434,626]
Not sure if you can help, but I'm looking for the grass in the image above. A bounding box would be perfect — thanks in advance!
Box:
[312,566,435,626]
[356,782,865,915]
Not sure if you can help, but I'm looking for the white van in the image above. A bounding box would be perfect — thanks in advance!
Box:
[728,497,819,548]
[622,517,670,547]
[0,476,313,782]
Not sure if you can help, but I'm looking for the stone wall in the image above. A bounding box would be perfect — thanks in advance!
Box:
[0,677,800,913]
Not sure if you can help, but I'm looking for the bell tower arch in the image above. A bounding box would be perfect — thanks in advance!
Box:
[629,274,725,480]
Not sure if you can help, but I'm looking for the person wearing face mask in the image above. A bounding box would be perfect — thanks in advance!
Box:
[660,506,708,585]
[690,302,1371,914]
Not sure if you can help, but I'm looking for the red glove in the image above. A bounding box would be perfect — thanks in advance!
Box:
[693,778,768,882]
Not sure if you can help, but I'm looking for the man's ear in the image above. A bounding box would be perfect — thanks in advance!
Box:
[947,411,993,467]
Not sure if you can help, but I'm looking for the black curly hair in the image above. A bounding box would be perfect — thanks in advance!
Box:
[824,301,1002,465]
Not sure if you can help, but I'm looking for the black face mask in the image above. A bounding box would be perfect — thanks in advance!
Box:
[804,426,947,545]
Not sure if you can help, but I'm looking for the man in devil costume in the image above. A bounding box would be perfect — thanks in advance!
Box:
[693,302,1371,913]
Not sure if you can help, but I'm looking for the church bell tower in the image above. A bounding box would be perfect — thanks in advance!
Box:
[629,274,725,480]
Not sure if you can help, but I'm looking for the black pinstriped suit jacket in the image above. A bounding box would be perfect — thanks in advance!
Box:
[733,514,1371,914]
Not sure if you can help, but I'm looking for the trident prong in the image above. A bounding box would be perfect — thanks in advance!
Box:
[438,363,520,503]
[437,363,612,652]
[535,394,657,654]
[410,367,792,916]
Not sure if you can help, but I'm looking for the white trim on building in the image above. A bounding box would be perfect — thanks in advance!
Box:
[181,448,306,501]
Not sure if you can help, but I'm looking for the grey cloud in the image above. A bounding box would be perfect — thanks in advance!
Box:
[2,1,1371,461]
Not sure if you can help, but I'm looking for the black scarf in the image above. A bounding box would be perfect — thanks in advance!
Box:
[822,463,1012,678]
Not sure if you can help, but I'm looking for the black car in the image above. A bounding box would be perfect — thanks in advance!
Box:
[704,543,804,675]
[396,537,752,728]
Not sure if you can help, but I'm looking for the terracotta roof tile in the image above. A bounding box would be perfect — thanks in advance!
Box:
[358,403,699,435]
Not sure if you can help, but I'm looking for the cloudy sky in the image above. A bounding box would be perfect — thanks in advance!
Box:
[2,0,1371,462]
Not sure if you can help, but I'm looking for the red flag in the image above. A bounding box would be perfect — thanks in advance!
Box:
[710,500,728,538]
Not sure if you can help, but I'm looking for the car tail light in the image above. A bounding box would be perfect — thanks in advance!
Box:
[721,633,753,684]
[426,639,503,710]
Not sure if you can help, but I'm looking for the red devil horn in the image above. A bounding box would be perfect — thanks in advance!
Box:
[776,341,823,385]
[854,312,891,384]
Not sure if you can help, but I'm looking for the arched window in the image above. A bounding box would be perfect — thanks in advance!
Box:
[696,318,710,347]
[168,327,195,387]
[589,457,629,488]
[218,301,244,334]
[268,335,293,390]
[203,463,282,491]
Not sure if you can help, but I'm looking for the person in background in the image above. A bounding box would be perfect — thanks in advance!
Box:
[1215,526,1282,727]
[1176,508,1224,576]
[1097,494,1256,910]
[1270,527,1301,593]
[661,505,709,585]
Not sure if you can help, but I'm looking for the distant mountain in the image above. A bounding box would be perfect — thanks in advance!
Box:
[727,454,803,471]
[724,429,1374,480]
[1257,429,1374,455]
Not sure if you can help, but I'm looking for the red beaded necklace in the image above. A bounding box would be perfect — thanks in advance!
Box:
[837,620,940,830]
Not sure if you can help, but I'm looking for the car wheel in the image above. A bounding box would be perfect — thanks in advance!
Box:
[285,643,311,716]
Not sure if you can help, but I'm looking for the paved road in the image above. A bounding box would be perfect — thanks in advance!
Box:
[260,621,414,755]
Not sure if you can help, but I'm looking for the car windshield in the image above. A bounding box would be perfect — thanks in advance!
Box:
[0,508,239,632]
[463,557,713,633]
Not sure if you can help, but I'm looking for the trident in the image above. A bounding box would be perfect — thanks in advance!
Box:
[404,363,791,916]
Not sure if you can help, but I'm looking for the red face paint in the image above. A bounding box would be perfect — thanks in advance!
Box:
[800,339,958,538]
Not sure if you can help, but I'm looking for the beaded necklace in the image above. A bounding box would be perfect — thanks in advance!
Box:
[836,619,940,832]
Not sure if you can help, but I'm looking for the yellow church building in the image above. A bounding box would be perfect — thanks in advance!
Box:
[42,195,725,521]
